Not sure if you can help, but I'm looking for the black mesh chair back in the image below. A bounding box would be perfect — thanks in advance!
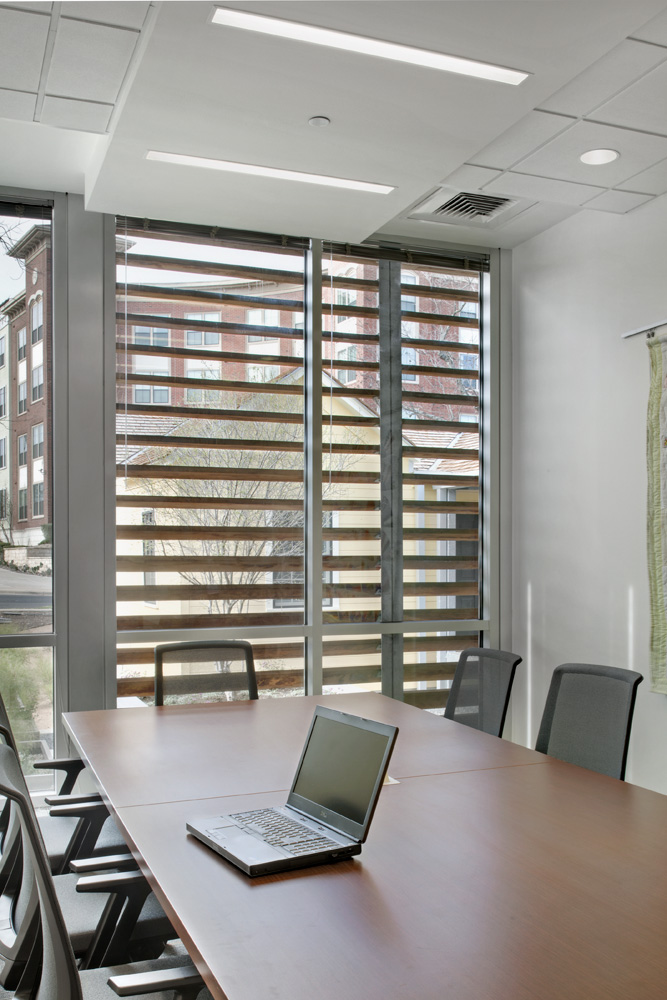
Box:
[444,647,522,737]
[154,640,258,707]
[535,663,643,780]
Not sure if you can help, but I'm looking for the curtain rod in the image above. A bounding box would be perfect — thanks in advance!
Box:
[622,320,667,340]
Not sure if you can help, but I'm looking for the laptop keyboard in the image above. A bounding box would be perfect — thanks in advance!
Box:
[230,807,340,856]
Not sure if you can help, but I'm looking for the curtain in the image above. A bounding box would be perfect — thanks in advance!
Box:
[646,333,667,693]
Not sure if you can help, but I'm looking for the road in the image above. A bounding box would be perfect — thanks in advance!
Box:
[0,566,51,611]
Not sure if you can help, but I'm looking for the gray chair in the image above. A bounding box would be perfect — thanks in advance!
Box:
[444,647,522,737]
[0,689,126,874]
[535,663,643,780]
[0,742,210,1000]
[154,640,258,706]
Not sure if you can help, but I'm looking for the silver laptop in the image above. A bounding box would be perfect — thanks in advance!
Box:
[186,705,398,876]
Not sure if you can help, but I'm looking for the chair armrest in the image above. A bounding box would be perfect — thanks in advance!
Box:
[76,869,147,894]
[108,965,203,997]
[70,853,137,874]
[45,791,103,807]
[34,756,86,794]
[49,800,112,873]
[77,869,157,969]
[49,800,108,820]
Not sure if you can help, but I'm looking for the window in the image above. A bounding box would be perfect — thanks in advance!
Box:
[31,298,43,344]
[18,488,27,521]
[0,439,6,469]
[31,365,44,401]
[247,309,279,341]
[336,346,357,384]
[18,382,27,414]
[32,423,44,459]
[0,336,5,368]
[17,328,26,361]
[18,434,27,467]
[247,364,279,382]
[401,346,417,382]
[185,357,222,403]
[0,387,6,418]
[141,510,156,595]
[0,489,7,519]
[134,325,169,348]
[273,512,333,609]
[133,354,170,405]
[185,313,220,346]
[401,273,418,339]
[32,482,44,518]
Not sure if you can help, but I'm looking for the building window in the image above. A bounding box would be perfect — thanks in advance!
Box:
[18,382,27,414]
[133,353,170,405]
[0,439,6,469]
[32,482,44,518]
[401,346,418,382]
[0,489,7,520]
[32,423,44,459]
[17,328,27,361]
[18,488,27,521]
[0,336,5,368]
[18,434,27,467]
[142,510,156,594]
[30,299,43,344]
[185,357,222,403]
[31,365,44,402]
[247,309,279,341]
[185,313,220,346]
[336,346,357,384]
[0,387,6,418]
[134,325,169,348]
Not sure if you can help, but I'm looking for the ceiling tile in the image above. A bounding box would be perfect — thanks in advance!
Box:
[616,157,667,194]
[40,95,112,133]
[468,111,575,170]
[47,18,138,104]
[582,189,654,212]
[441,165,502,189]
[61,2,149,30]
[593,61,667,135]
[631,8,667,45]
[515,120,667,186]
[0,7,49,92]
[484,171,603,206]
[539,39,667,117]
[0,88,36,122]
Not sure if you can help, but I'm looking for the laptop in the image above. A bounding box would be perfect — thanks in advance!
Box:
[186,704,398,876]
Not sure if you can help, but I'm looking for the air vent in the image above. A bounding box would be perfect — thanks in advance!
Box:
[435,192,511,220]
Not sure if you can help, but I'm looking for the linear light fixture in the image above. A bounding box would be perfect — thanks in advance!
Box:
[146,150,395,194]
[211,7,530,86]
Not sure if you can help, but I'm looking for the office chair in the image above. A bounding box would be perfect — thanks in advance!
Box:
[0,689,126,874]
[535,663,643,780]
[154,640,258,706]
[0,743,210,1000]
[444,647,522,737]
[0,743,174,973]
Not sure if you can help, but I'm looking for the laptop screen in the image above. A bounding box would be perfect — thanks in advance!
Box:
[287,706,398,842]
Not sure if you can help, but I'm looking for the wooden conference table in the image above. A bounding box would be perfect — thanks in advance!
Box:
[65,692,667,1000]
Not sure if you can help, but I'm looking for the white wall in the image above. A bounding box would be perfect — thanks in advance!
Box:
[510,194,667,794]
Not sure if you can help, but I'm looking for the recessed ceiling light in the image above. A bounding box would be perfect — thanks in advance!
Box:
[211,7,530,86]
[146,150,394,194]
[579,148,620,165]
[308,116,331,128]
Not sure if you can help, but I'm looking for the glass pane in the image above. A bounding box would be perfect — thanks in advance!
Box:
[322,633,382,694]
[401,265,480,622]
[0,645,53,791]
[403,631,480,712]
[116,639,304,702]
[0,213,53,634]
[321,255,381,623]
[116,233,306,639]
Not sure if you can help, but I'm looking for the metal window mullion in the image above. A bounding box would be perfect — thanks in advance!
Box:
[305,241,323,694]
[379,259,404,699]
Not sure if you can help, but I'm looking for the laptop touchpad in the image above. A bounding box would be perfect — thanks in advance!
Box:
[208,827,285,863]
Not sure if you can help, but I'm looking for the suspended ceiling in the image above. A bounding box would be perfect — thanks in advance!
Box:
[2,0,667,247]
